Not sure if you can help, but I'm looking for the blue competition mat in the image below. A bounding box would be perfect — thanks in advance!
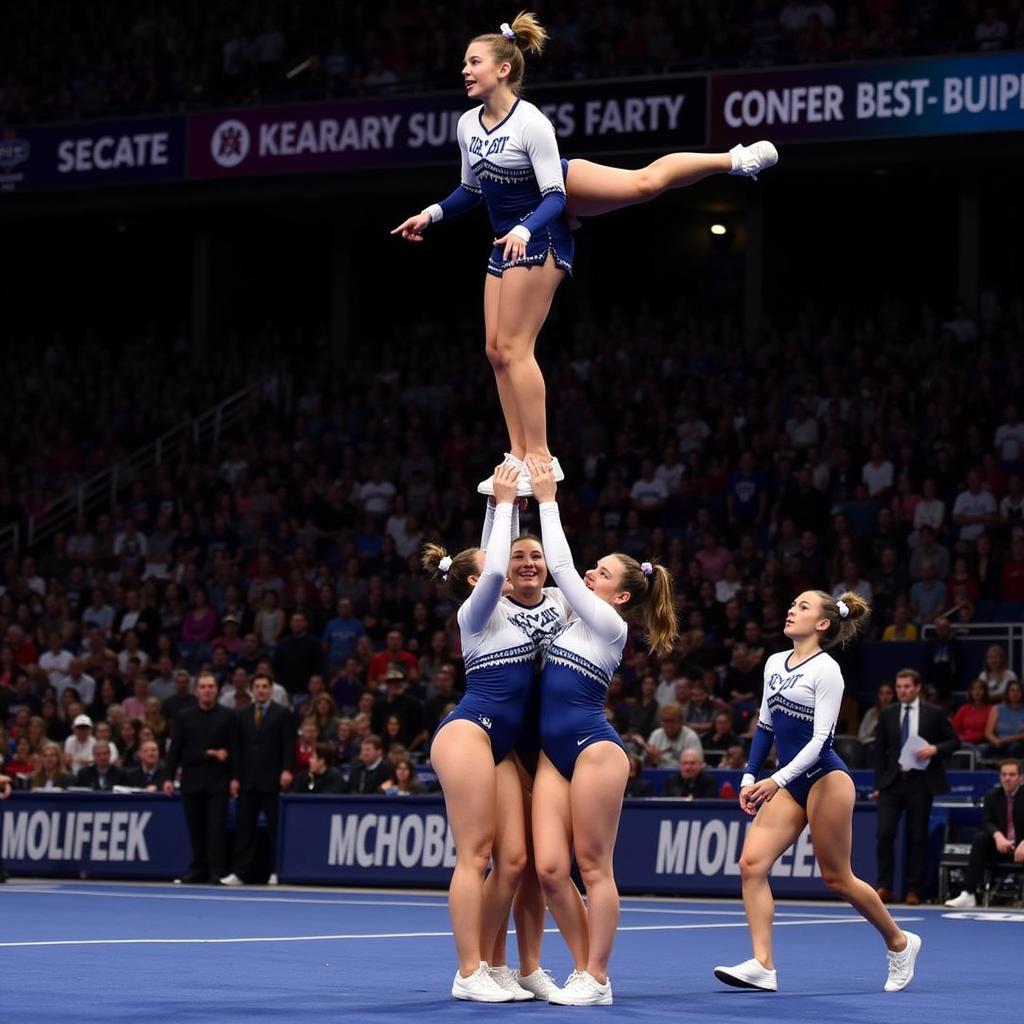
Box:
[1,881,1017,1022]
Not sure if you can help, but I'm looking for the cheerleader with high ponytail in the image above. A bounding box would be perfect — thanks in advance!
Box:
[524,456,678,1006]
[713,589,923,995]
[393,11,778,501]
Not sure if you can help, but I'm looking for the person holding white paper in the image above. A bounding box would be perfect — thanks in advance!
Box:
[873,668,960,905]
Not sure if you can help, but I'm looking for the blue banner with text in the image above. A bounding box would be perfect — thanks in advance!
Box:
[0,791,190,878]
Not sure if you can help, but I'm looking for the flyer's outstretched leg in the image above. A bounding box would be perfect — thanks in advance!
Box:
[565,142,778,219]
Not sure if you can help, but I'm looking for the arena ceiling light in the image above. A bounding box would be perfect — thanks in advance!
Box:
[710,223,727,236]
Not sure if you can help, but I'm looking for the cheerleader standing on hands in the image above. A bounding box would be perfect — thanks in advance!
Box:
[713,590,922,994]
[527,456,678,1006]
[393,11,778,497]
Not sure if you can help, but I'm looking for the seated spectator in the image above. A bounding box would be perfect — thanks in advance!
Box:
[210,615,243,659]
[371,668,427,751]
[654,659,681,707]
[858,680,895,745]
[923,617,961,698]
[294,673,328,716]
[386,744,409,768]
[638,703,702,768]
[946,556,980,611]
[63,714,96,772]
[162,669,197,725]
[117,631,150,676]
[116,718,141,768]
[331,656,367,716]
[832,560,873,604]
[92,721,120,763]
[75,741,126,791]
[335,717,360,764]
[181,593,219,663]
[294,718,319,775]
[663,749,720,799]
[273,611,327,695]
[723,643,763,730]
[910,518,951,575]
[627,674,660,740]
[684,681,716,736]
[881,601,918,642]
[719,745,747,770]
[347,735,394,794]
[121,676,151,720]
[909,560,947,623]
[945,759,1024,908]
[702,710,740,759]
[308,692,342,743]
[951,679,991,749]
[148,655,178,704]
[624,754,652,797]
[124,739,169,790]
[368,629,419,686]
[423,665,460,735]
[953,468,999,544]
[291,742,346,794]
[219,667,252,709]
[984,680,1024,759]
[382,714,406,754]
[978,644,1018,700]
[380,755,427,796]
[6,735,37,778]
[142,697,169,748]
[30,742,74,790]
[254,590,286,650]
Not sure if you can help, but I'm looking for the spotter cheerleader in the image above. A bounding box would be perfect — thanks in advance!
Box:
[713,590,922,994]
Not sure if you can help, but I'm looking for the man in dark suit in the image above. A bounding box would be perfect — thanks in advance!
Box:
[347,735,394,794]
[75,741,127,790]
[874,667,959,903]
[124,739,169,790]
[220,672,294,886]
[164,671,239,884]
[945,759,1024,908]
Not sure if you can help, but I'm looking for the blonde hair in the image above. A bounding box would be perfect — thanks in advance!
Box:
[472,11,548,95]
[421,543,481,604]
[612,554,679,656]
[812,590,871,649]
[30,742,65,788]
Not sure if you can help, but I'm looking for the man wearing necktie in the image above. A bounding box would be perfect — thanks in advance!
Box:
[75,741,127,790]
[221,672,294,886]
[946,759,1024,907]
[125,740,169,791]
[874,668,959,904]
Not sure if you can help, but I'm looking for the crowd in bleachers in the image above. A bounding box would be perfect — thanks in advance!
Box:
[3,1,1023,125]
[1,287,1024,795]
[0,331,275,542]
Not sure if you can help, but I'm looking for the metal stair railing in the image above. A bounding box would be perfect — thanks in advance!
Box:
[0,372,288,558]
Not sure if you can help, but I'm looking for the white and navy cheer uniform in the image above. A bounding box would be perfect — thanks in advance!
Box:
[537,501,627,780]
[742,649,850,808]
[479,501,571,771]
[435,503,569,764]
[426,99,573,278]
